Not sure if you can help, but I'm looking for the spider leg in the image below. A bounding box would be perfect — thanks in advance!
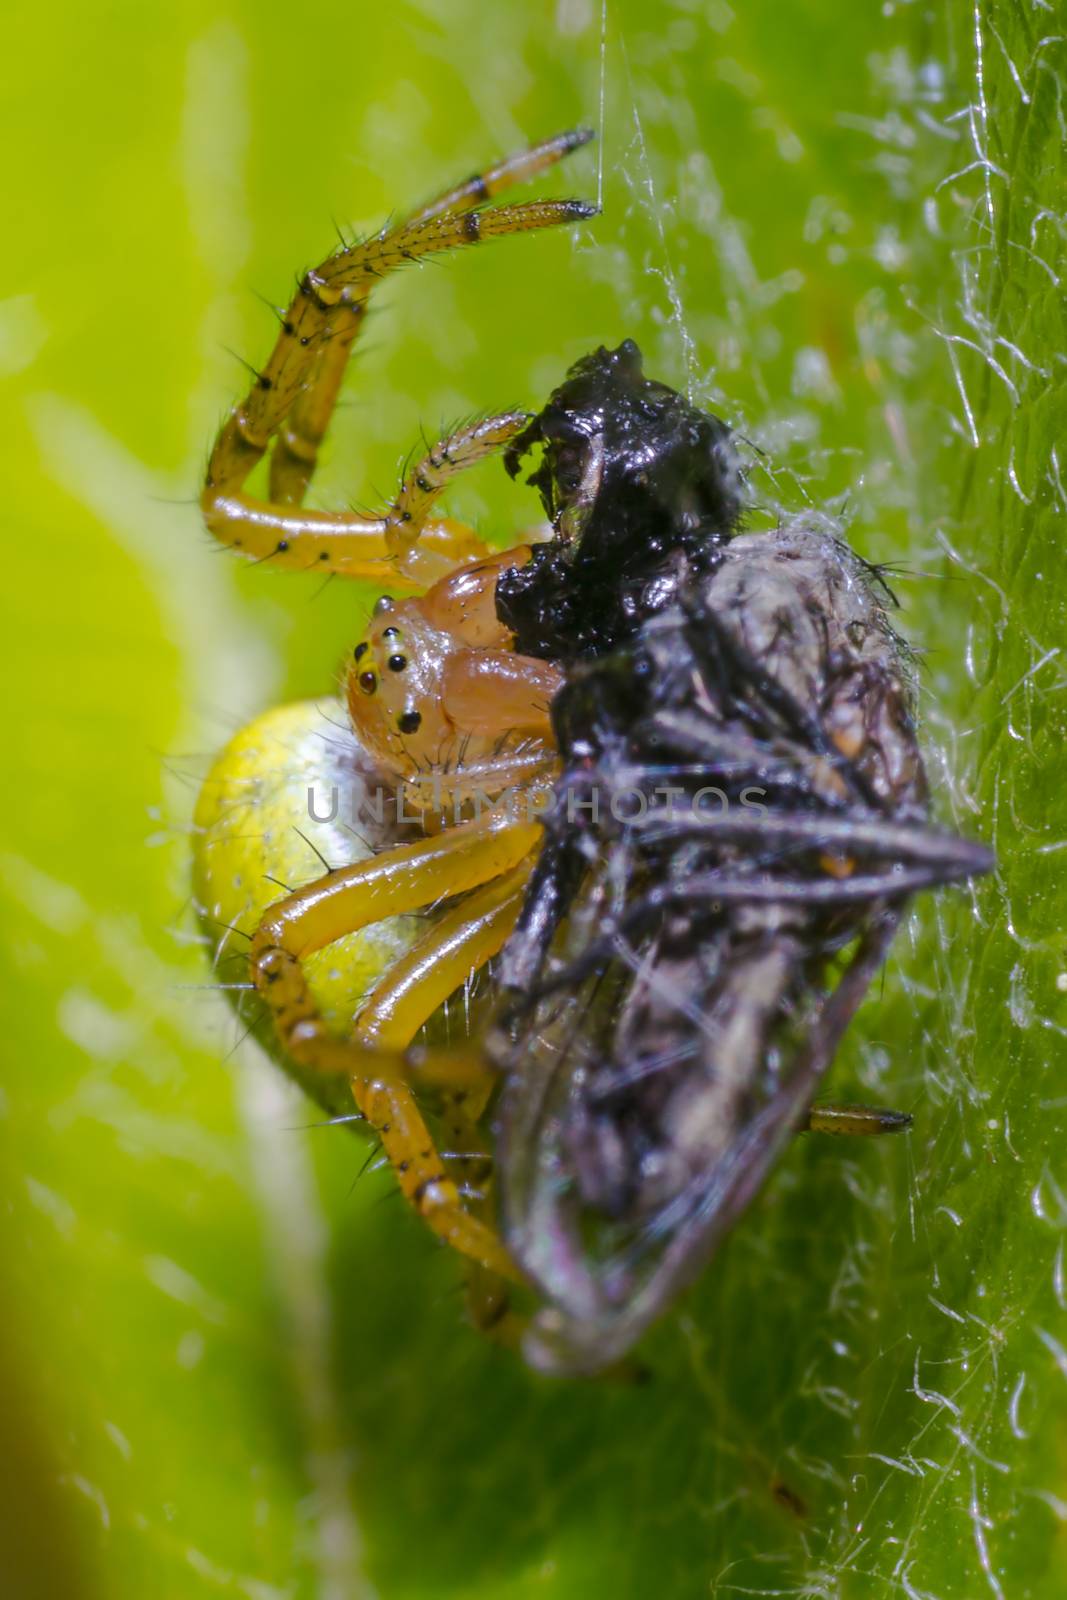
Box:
[249,806,539,1276]
[354,859,534,1049]
[804,1104,912,1136]
[408,126,594,225]
[210,412,540,591]
[269,127,593,507]
[383,413,534,580]
[435,1075,526,1345]
[203,141,596,579]
[267,298,367,508]
[350,859,538,1344]
[353,1072,519,1279]
[253,803,539,967]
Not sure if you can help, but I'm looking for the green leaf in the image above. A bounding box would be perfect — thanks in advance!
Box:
[3,2,1064,1596]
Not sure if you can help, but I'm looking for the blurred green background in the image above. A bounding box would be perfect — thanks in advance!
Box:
[3,1,1065,1596]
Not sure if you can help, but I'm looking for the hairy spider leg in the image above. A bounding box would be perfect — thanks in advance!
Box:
[250,806,540,1275]
[267,127,593,509]
[430,1060,523,1342]
[351,859,539,1343]
[268,299,367,508]
[385,414,530,565]
[202,136,596,584]
[407,126,594,227]
[354,860,534,1049]
[803,1104,912,1136]
[434,1070,518,1338]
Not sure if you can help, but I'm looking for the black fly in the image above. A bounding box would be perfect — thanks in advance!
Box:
[488,342,993,1375]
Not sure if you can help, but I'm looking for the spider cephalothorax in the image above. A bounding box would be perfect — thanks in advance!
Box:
[344,549,561,805]
[497,338,743,661]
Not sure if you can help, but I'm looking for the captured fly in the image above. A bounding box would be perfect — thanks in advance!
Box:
[490,341,992,1375]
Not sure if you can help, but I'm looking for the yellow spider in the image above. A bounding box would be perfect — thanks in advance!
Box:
[194,129,595,1336]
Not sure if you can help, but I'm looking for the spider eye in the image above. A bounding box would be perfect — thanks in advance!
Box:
[358,670,378,695]
[397,710,422,735]
[353,641,368,661]
[387,654,408,673]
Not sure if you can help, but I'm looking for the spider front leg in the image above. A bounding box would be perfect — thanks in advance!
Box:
[208,409,540,589]
[268,126,592,509]
[250,804,540,1277]
[383,414,534,581]
[201,129,596,584]
[267,298,367,508]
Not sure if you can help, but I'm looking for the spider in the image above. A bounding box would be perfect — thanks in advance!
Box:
[198,128,600,1298]
[194,130,993,1374]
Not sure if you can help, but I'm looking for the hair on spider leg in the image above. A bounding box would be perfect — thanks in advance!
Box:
[286,1110,369,1133]
[221,1010,268,1064]
[348,1143,389,1199]
[147,491,204,508]
[351,482,391,516]
[303,567,339,602]
[245,540,290,567]
[367,1171,418,1210]
[202,916,253,942]
[455,1184,489,1203]
[396,436,421,485]
[222,346,274,392]
[204,942,257,981]
[437,1144,494,1165]
[327,817,375,858]
[251,290,291,327]
[200,535,247,557]
[173,980,257,993]
[329,215,356,254]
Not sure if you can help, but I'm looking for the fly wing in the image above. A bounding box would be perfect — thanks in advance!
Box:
[495,902,908,1376]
